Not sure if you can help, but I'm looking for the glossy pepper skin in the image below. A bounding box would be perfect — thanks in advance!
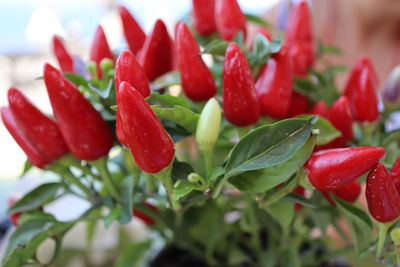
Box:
[43,63,113,161]
[223,43,260,126]
[115,49,151,97]
[390,155,400,192]
[215,0,246,41]
[285,0,315,77]
[133,202,158,226]
[322,181,362,206]
[327,96,354,147]
[192,0,216,36]
[366,163,400,222]
[255,45,292,119]
[139,19,173,81]
[1,107,49,169]
[119,5,146,55]
[7,88,68,163]
[305,147,385,191]
[117,82,175,173]
[310,101,329,118]
[176,22,216,101]
[287,92,309,117]
[89,26,114,79]
[52,35,74,73]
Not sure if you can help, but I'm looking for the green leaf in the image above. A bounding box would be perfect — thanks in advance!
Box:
[151,105,199,133]
[8,183,61,214]
[245,14,271,28]
[118,175,134,224]
[87,79,114,99]
[298,115,341,145]
[230,136,315,192]
[171,160,194,182]
[146,92,190,109]
[202,39,229,56]
[333,195,373,255]
[151,71,181,90]
[382,129,400,147]
[319,44,342,55]
[104,207,121,228]
[21,160,33,175]
[64,73,89,87]
[173,180,197,200]
[225,117,316,178]
[115,241,151,267]
[265,199,295,230]
[260,173,299,206]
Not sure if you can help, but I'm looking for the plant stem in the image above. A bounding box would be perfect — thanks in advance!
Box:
[153,165,181,211]
[212,175,230,198]
[90,157,121,202]
[144,173,157,194]
[376,222,393,259]
[203,149,212,177]
[59,154,101,180]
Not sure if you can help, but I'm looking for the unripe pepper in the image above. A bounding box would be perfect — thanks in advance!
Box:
[215,0,246,41]
[223,43,260,126]
[118,5,146,55]
[327,96,354,147]
[192,0,216,36]
[196,98,221,152]
[43,63,113,161]
[1,107,48,169]
[305,147,385,191]
[255,45,292,119]
[310,101,328,118]
[287,91,309,117]
[139,19,173,81]
[117,82,175,173]
[322,181,361,206]
[7,88,68,163]
[285,0,315,76]
[89,25,114,79]
[176,22,217,101]
[366,163,400,222]
[52,35,75,73]
[115,49,151,97]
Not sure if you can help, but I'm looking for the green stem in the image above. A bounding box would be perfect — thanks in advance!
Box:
[203,149,212,177]
[212,174,230,198]
[144,173,157,194]
[153,165,181,211]
[58,154,101,180]
[376,222,393,259]
[90,157,121,202]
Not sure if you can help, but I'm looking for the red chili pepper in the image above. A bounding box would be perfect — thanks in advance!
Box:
[322,181,361,206]
[344,57,379,122]
[115,49,151,97]
[192,0,216,36]
[1,107,49,169]
[305,147,385,191]
[223,43,260,126]
[293,186,305,211]
[89,25,114,79]
[366,163,400,222]
[255,45,292,119]
[310,101,328,118]
[118,5,146,55]
[117,82,175,173]
[43,63,113,161]
[256,27,272,41]
[7,88,68,163]
[287,91,309,117]
[285,0,315,77]
[215,0,246,41]
[176,22,216,101]
[327,96,354,148]
[139,19,173,81]
[390,155,400,193]
[132,202,158,226]
[52,35,75,73]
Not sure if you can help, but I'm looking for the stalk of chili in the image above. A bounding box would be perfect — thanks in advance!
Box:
[223,43,260,126]
[117,81,175,173]
[310,101,328,118]
[192,0,216,36]
[287,91,309,117]
[255,45,292,119]
[1,107,49,169]
[305,146,385,191]
[89,25,114,79]
[366,163,400,222]
[7,88,68,163]
[176,22,216,101]
[43,63,113,161]
[215,0,246,41]
[118,5,146,55]
[115,49,151,96]
[139,19,173,81]
[322,181,361,206]
[52,35,75,73]
[327,96,354,147]
[285,0,315,77]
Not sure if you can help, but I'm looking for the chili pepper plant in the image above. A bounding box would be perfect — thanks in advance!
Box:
[3,1,400,266]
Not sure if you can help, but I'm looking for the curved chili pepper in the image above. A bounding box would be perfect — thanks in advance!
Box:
[285,0,315,77]
[139,19,173,81]
[287,91,309,117]
[192,0,216,36]
[89,25,114,79]
[305,147,385,191]
[255,45,292,119]
[327,96,354,148]
[119,5,146,55]
[52,35,74,73]
[223,43,260,126]
[176,22,216,101]
[215,0,246,41]
[322,181,361,206]
[310,101,328,118]
[43,63,113,161]
[115,49,151,97]
[132,202,158,226]
[7,88,68,163]
[366,163,400,222]
[117,81,175,173]
[1,107,49,169]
